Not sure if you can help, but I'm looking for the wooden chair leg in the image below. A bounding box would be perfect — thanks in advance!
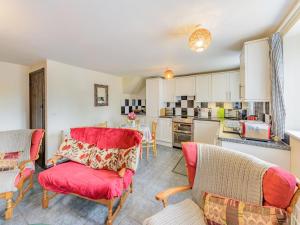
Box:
[4,192,14,220]
[140,145,143,160]
[42,189,49,209]
[146,142,149,160]
[106,200,113,225]
[130,182,133,193]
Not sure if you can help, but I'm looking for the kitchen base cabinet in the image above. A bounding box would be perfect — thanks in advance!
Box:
[221,141,290,171]
[193,120,220,144]
[157,118,172,147]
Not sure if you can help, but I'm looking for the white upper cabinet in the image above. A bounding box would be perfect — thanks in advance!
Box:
[195,74,211,102]
[162,79,175,102]
[240,38,271,101]
[211,71,240,102]
[228,71,240,102]
[146,78,163,117]
[175,76,195,96]
[211,72,229,102]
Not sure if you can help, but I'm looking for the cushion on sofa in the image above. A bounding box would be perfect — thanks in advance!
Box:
[89,148,119,171]
[263,166,297,209]
[143,199,206,225]
[38,161,133,200]
[56,137,94,165]
[70,127,142,150]
[203,193,289,225]
[30,129,44,160]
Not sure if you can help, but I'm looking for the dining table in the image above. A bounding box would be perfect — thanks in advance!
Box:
[119,123,152,143]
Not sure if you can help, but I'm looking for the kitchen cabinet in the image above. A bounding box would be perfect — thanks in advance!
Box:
[211,71,240,102]
[228,71,240,101]
[240,38,271,101]
[157,117,172,146]
[146,78,163,118]
[221,141,290,170]
[163,79,175,102]
[211,72,228,102]
[195,74,211,102]
[175,76,195,96]
[193,120,220,144]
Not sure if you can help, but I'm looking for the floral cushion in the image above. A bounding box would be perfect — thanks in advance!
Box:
[56,138,93,165]
[118,147,139,171]
[204,193,289,225]
[89,148,119,171]
[0,151,20,171]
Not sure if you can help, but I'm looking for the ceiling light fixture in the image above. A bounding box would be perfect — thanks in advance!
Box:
[164,69,174,79]
[189,25,212,52]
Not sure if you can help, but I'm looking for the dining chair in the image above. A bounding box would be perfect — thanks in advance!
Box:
[142,121,157,160]
[97,121,108,128]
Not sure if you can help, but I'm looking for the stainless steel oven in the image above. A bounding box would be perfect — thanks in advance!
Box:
[172,117,193,148]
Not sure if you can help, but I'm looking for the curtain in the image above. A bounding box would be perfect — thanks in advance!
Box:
[269,32,285,139]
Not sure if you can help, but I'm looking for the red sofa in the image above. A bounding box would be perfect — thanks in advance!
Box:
[38,127,142,225]
[182,142,299,211]
[1,129,44,220]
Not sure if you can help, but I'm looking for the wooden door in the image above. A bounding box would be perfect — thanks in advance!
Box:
[29,68,46,168]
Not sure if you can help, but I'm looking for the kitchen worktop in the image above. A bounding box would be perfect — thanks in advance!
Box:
[218,123,290,151]
[159,115,290,151]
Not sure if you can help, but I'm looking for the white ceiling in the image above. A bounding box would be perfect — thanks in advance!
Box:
[0,0,297,76]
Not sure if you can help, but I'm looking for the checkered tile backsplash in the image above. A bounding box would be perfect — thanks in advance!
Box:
[121,99,146,115]
[166,96,271,123]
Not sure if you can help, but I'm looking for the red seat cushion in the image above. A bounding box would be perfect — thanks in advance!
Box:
[263,166,297,209]
[30,129,44,160]
[38,162,133,200]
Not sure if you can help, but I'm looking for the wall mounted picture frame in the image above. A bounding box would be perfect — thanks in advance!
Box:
[94,84,108,106]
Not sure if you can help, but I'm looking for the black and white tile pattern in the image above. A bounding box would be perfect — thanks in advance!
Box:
[165,96,271,123]
[121,99,146,115]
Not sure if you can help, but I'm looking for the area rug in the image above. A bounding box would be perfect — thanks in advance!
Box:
[172,156,187,176]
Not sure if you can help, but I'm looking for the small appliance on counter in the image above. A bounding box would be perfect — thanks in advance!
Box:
[223,119,241,134]
[165,108,174,116]
[240,120,271,141]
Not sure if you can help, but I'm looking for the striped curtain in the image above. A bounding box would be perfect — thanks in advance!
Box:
[269,33,285,139]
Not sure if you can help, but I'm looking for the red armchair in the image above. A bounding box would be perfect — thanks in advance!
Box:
[0,129,44,220]
[38,127,142,225]
[144,142,300,224]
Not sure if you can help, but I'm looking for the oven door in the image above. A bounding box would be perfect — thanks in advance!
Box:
[173,122,192,133]
[173,131,192,148]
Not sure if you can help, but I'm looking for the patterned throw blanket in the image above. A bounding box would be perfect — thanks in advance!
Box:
[192,144,272,209]
[0,130,33,193]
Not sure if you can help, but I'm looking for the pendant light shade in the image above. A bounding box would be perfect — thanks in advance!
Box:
[164,69,174,79]
[189,26,212,52]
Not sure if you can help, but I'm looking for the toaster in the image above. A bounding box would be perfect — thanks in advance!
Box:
[241,121,271,141]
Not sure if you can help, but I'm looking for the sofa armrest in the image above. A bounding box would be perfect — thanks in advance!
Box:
[155,185,192,208]
[47,155,64,166]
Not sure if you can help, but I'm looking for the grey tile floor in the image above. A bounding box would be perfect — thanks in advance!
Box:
[0,145,191,225]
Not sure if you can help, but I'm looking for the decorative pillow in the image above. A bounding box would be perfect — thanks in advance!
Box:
[204,193,289,225]
[89,147,119,171]
[263,166,297,209]
[56,138,93,165]
[118,147,139,172]
[0,151,20,171]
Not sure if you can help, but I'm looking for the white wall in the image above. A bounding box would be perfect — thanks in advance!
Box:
[46,60,123,160]
[284,22,300,131]
[0,61,29,131]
